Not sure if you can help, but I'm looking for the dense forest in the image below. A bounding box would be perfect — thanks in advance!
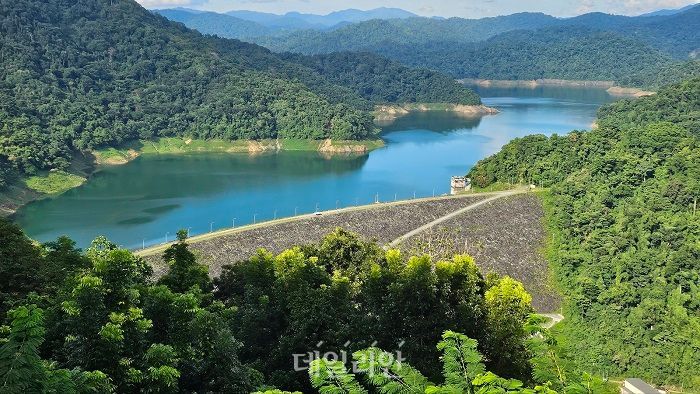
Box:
[0,0,477,189]
[468,79,700,390]
[0,222,608,393]
[280,52,482,105]
[250,6,699,87]
[262,25,681,85]
[370,27,676,82]
[258,5,699,59]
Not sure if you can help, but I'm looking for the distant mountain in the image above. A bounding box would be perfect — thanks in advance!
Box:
[155,9,274,39]
[227,7,417,30]
[255,12,561,53]
[638,3,698,17]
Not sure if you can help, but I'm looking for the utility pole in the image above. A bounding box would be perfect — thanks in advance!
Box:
[694,197,697,216]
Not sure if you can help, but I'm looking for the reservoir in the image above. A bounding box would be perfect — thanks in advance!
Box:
[14,86,614,249]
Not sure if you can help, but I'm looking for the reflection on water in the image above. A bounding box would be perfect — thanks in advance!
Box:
[14,86,615,249]
[381,111,483,133]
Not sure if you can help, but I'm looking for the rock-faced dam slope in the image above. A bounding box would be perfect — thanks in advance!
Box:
[140,191,559,312]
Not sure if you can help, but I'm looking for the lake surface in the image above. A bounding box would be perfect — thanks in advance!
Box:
[14,86,614,249]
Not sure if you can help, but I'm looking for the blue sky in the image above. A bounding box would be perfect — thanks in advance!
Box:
[137,0,698,18]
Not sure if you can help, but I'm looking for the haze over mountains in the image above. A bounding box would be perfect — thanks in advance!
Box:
[156,7,418,37]
[157,4,700,86]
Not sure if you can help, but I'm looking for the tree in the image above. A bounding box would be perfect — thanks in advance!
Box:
[0,305,114,394]
[483,276,535,380]
[0,219,43,318]
[158,230,212,293]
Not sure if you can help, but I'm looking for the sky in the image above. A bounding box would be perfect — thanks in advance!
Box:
[136,0,698,18]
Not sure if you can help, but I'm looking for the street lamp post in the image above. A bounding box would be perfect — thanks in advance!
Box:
[210,222,214,233]
[232,218,236,228]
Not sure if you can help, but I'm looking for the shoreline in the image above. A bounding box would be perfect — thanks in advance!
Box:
[1,137,386,217]
[605,86,655,97]
[93,137,385,166]
[373,103,499,124]
[460,78,656,97]
[459,78,617,89]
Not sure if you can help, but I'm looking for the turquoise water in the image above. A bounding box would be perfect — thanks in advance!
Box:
[14,86,614,249]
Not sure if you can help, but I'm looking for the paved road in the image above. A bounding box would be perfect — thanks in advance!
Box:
[539,313,565,329]
[386,190,522,248]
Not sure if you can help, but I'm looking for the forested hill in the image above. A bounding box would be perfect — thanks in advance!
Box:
[258,5,699,59]
[156,9,275,39]
[251,6,699,87]
[0,0,480,190]
[280,52,481,105]
[368,27,676,82]
[467,78,700,389]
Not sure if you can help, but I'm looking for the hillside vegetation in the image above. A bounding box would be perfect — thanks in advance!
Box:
[280,52,482,105]
[0,218,594,392]
[0,0,478,190]
[370,27,676,82]
[468,79,700,389]
[252,6,699,87]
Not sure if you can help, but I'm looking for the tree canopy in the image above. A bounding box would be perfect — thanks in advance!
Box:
[0,0,479,186]
[467,78,700,389]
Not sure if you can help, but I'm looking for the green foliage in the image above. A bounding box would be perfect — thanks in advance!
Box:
[0,218,44,318]
[0,305,114,394]
[309,358,367,394]
[24,171,86,195]
[215,231,531,390]
[354,347,431,392]
[0,220,537,392]
[436,331,485,394]
[261,7,700,88]
[0,0,378,179]
[0,305,46,393]
[283,330,574,393]
[281,52,481,105]
[467,78,700,389]
[158,230,212,293]
[617,60,700,90]
[483,277,534,378]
